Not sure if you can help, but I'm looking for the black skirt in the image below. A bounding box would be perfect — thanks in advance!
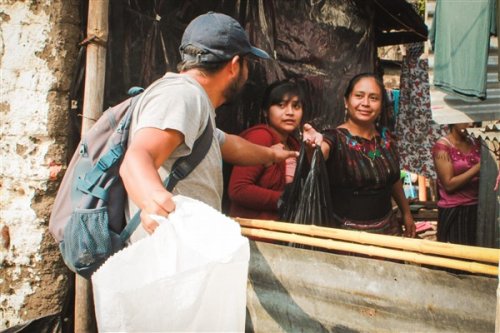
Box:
[437,204,478,246]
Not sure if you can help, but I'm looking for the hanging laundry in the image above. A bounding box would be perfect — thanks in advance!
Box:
[429,0,497,101]
[392,89,400,117]
[396,45,446,180]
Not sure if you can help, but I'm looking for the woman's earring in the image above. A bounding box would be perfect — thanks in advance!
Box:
[344,108,349,122]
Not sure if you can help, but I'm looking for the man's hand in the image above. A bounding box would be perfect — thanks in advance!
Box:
[221,133,297,166]
[140,189,176,234]
[267,143,298,167]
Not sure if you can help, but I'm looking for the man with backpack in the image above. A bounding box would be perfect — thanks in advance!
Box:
[120,12,297,240]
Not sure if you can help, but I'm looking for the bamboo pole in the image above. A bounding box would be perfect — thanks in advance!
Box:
[241,227,498,276]
[236,218,499,264]
[76,1,109,332]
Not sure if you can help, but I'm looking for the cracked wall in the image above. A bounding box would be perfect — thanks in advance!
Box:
[0,0,80,329]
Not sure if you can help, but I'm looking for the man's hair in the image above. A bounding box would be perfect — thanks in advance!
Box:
[177,45,231,74]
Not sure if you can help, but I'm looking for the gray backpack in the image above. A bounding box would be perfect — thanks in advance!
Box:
[49,94,213,278]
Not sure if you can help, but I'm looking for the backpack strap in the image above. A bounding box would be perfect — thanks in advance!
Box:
[75,95,142,201]
[120,118,214,243]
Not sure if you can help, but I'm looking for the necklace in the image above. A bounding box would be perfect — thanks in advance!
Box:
[344,128,390,161]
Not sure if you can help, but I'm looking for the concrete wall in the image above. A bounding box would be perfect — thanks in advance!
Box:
[0,0,80,328]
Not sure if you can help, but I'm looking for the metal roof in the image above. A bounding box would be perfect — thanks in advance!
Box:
[467,122,500,142]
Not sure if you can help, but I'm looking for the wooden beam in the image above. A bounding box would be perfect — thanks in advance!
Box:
[376,31,427,47]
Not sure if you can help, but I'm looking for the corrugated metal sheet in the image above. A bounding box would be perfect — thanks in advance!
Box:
[468,122,500,142]
[427,1,500,125]
[246,241,497,332]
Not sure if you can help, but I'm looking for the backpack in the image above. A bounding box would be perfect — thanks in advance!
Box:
[49,94,213,279]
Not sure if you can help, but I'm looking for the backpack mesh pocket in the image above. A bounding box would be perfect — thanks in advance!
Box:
[60,207,113,278]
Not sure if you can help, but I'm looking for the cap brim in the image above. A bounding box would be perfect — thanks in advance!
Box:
[249,46,271,59]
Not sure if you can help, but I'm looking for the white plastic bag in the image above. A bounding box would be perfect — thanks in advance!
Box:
[92,195,250,332]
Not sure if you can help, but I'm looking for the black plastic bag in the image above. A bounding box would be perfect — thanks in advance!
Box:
[278,143,336,228]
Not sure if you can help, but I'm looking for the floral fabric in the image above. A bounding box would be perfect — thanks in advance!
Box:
[396,55,446,179]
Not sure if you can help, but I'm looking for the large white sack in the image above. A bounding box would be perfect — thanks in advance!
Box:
[92,195,250,332]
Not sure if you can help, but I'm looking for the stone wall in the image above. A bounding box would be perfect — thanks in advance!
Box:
[0,0,80,328]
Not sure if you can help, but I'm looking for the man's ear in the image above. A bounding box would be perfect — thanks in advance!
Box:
[228,55,241,76]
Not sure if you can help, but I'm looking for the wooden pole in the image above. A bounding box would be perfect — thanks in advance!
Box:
[81,0,109,133]
[236,218,499,264]
[76,1,109,332]
[240,227,498,276]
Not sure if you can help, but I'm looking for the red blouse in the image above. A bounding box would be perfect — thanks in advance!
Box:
[228,125,300,220]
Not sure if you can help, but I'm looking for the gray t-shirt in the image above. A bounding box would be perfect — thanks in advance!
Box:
[127,72,224,241]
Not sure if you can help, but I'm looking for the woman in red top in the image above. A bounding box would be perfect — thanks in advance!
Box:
[228,79,303,220]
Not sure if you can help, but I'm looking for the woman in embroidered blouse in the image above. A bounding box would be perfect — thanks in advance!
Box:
[432,123,480,245]
[228,79,303,220]
[304,73,416,237]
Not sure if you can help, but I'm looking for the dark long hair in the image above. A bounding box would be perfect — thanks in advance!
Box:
[344,72,390,131]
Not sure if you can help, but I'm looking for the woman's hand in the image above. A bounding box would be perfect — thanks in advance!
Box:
[402,212,416,238]
[302,123,323,148]
[302,123,330,160]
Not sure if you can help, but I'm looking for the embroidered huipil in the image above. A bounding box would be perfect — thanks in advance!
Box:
[323,128,401,221]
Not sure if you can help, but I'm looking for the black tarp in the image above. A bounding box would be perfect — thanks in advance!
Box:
[69,0,426,213]
[101,0,427,132]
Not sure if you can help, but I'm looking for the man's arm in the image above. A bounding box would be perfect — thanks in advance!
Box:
[221,133,298,166]
[119,127,183,234]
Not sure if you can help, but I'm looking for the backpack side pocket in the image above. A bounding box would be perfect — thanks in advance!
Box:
[60,207,115,278]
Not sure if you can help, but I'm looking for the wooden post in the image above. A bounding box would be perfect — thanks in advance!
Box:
[75,0,109,332]
[81,0,109,133]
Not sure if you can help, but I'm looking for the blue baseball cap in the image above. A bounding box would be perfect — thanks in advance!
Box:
[180,12,271,63]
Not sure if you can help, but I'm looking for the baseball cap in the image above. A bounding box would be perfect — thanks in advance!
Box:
[180,12,271,63]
